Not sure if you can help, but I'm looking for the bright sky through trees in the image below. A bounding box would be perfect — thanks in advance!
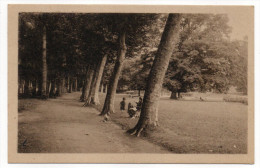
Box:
[227,10,251,40]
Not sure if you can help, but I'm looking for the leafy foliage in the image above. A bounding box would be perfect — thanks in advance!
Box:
[19,13,248,98]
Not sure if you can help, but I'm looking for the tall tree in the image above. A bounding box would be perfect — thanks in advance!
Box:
[128,14,182,137]
[101,30,127,115]
[85,63,99,105]
[86,54,108,105]
[100,14,160,115]
[19,13,44,97]
[81,66,95,102]
[117,15,167,93]
[41,25,48,98]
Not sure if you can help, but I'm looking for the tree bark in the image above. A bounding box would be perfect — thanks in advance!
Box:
[86,55,107,105]
[170,91,177,99]
[101,31,127,115]
[32,80,37,96]
[56,78,62,97]
[37,79,42,96]
[93,55,107,104]
[36,80,38,93]
[100,83,104,93]
[41,26,47,99]
[80,66,89,101]
[61,77,66,93]
[24,79,29,96]
[69,77,73,93]
[48,81,52,95]
[84,64,99,105]
[75,78,78,91]
[177,91,181,98]
[67,76,70,92]
[21,80,24,94]
[127,14,182,137]
[49,79,56,98]
[81,66,94,102]
[80,80,86,101]
[104,84,107,93]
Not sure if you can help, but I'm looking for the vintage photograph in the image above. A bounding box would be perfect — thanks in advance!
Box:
[8,5,254,163]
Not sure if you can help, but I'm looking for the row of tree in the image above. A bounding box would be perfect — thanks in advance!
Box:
[19,13,248,136]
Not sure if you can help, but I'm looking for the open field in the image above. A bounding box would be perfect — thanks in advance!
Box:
[96,93,248,153]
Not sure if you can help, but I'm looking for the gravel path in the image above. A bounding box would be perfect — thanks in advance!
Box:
[18,92,169,153]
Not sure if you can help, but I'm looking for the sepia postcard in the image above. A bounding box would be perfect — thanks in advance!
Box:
[8,4,254,163]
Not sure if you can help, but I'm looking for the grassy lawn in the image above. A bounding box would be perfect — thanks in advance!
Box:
[18,98,40,113]
[96,93,248,154]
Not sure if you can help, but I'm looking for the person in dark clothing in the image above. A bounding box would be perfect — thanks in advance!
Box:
[120,97,126,111]
[136,97,143,111]
[128,102,133,110]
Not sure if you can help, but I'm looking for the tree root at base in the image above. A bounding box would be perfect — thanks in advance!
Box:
[127,127,144,137]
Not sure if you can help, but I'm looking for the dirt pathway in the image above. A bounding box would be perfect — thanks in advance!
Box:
[18,92,169,153]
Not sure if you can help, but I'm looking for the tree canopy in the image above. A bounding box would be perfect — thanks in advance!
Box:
[118,14,248,96]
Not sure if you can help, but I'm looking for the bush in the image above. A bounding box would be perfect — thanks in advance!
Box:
[223,95,248,105]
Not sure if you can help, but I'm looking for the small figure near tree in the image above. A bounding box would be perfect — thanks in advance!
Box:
[127,102,135,117]
[127,102,139,118]
[120,97,126,112]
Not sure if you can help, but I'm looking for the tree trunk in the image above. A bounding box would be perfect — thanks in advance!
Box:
[24,79,29,96]
[100,83,104,93]
[104,84,107,93]
[80,80,86,101]
[92,55,107,104]
[56,78,62,97]
[61,77,66,93]
[21,80,24,94]
[87,55,107,105]
[81,66,94,102]
[49,79,56,98]
[170,91,177,99]
[67,77,70,92]
[35,80,38,93]
[41,26,47,99]
[127,14,182,137]
[75,78,78,91]
[177,91,181,98]
[32,80,37,96]
[80,66,89,101]
[37,79,42,96]
[48,81,52,95]
[69,78,73,93]
[101,31,127,115]
[84,68,95,102]
[84,65,99,105]
[29,80,32,89]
